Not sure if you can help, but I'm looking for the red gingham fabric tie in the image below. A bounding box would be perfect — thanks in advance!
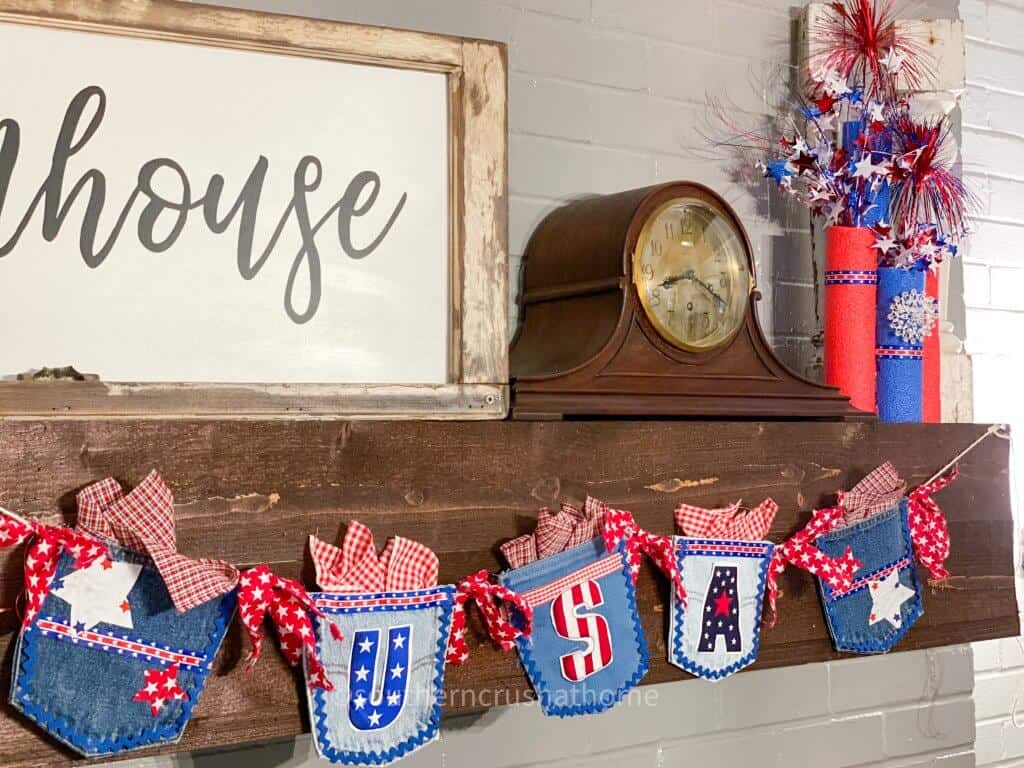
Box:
[309,521,438,592]
[674,498,779,541]
[838,462,907,523]
[765,506,863,628]
[446,570,533,665]
[76,471,239,612]
[907,467,957,583]
[236,564,340,690]
[500,501,603,568]
[0,514,108,630]
[598,502,686,604]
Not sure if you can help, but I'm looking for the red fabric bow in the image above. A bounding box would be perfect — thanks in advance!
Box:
[446,570,533,665]
[76,472,239,612]
[309,521,438,592]
[599,502,686,604]
[236,564,339,690]
[765,506,863,628]
[0,513,109,630]
[907,467,957,583]
[500,500,604,568]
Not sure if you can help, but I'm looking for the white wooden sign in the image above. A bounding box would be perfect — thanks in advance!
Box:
[0,0,509,419]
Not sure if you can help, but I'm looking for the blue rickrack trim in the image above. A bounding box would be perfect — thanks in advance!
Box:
[310,585,455,765]
[819,503,923,654]
[668,537,773,681]
[10,586,236,757]
[313,587,452,615]
[515,541,649,718]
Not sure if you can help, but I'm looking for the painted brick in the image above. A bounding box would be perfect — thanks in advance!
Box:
[493,0,590,21]
[512,13,647,90]
[647,42,767,114]
[717,662,830,727]
[989,178,1024,224]
[999,636,1024,670]
[966,40,1024,96]
[976,720,1005,765]
[659,729,780,767]
[884,698,975,758]
[510,134,656,199]
[975,670,1024,721]
[510,195,557,257]
[961,262,991,309]
[962,220,1024,267]
[965,308,1024,355]
[712,2,792,61]
[831,647,974,713]
[510,74,596,143]
[776,713,887,766]
[591,0,714,46]
[989,266,1024,310]
[975,639,1004,673]
[985,3,1024,55]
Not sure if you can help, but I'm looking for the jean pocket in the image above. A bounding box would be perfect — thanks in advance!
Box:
[816,502,923,653]
[669,537,773,680]
[499,539,648,717]
[306,586,455,765]
[9,544,235,758]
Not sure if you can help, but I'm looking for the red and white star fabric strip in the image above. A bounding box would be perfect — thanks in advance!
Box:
[674,498,778,541]
[446,570,533,665]
[309,521,439,593]
[76,471,239,612]
[765,506,863,628]
[907,467,957,583]
[597,500,686,604]
[132,663,188,717]
[237,564,340,691]
[0,513,108,630]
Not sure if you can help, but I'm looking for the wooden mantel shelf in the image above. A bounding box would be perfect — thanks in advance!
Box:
[0,419,1015,766]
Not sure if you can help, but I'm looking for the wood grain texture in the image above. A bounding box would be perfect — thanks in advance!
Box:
[0,0,510,419]
[0,419,1013,766]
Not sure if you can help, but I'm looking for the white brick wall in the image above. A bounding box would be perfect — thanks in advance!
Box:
[962,0,1024,763]
[110,1,990,766]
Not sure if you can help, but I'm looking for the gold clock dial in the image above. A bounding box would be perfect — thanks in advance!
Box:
[632,197,752,352]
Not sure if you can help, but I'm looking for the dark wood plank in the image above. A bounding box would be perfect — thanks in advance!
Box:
[0,420,1014,766]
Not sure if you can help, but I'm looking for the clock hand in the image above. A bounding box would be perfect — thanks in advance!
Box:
[660,270,727,314]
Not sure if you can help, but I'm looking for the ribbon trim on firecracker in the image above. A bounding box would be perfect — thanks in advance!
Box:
[313,587,453,614]
[32,617,207,670]
[681,539,774,559]
[824,270,878,285]
[825,556,912,600]
[519,553,622,608]
[875,345,923,360]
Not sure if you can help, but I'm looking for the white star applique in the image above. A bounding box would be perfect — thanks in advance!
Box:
[867,569,916,629]
[51,557,143,632]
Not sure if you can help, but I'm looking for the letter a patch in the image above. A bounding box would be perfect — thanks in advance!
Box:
[669,537,773,680]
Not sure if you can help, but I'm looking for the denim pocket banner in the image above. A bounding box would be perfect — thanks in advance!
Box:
[816,501,923,653]
[305,586,455,766]
[498,538,647,717]
[668,537,773,680]
[10,541,235,758]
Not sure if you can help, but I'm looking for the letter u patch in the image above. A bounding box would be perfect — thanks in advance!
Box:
[305,587,455,765]
[499,538,648,717]
[668,537,774,680]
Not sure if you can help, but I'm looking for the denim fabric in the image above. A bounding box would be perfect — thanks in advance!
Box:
[816,501,922,653]
[499,538,648,717]
[668,537,773,680]
[307,587,454,766]
[10,541,234,757]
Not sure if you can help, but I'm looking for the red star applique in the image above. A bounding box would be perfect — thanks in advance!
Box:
[133,663,188,717]
[713,591,733,617]
[120,600,131,613]
[100,558,113,571]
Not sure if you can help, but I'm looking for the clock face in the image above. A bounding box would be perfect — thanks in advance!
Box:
[632,197,752,353]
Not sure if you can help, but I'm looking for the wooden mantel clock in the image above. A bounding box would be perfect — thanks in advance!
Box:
[510,182,868,420]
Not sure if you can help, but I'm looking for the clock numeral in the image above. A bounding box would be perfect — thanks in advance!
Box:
[702,312,711,330]
[650,288,661,307]
[641,263,654,280]
[649,240,663,258]
[664,220,676,240]
[686,301,693,312]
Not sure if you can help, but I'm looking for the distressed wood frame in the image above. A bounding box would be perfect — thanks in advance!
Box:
[0,0,509,420]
